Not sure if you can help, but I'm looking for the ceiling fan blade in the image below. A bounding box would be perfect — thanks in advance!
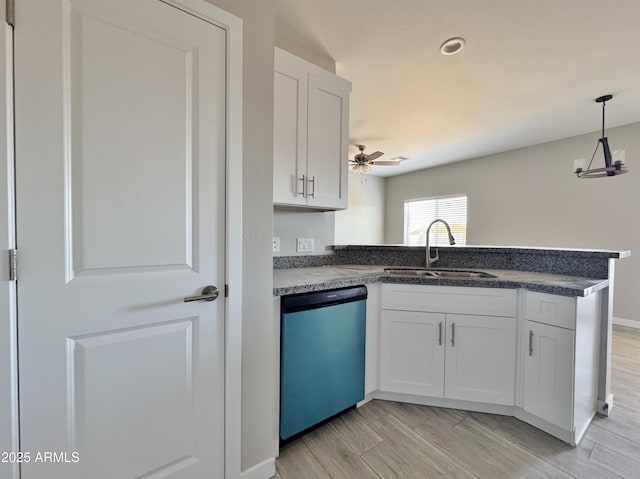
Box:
[366,151,384,161]
[370,160,401,166]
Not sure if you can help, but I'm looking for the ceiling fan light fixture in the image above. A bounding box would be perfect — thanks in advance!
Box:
[574,94,629,179]
[440,37,465,56]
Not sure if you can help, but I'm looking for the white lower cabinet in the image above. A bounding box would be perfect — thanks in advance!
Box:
[380,285,517,406]
[523,320,574,429]
[380,310,445,397]
[360,284,602,445]
[444,314,516,405]
[520,291,601,443]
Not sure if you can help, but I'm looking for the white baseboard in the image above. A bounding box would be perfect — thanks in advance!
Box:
[241,458,275,479]
[357,392,376,408]
[613,317,640,330]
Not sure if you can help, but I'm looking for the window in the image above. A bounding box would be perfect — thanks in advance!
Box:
[404,195,467,246]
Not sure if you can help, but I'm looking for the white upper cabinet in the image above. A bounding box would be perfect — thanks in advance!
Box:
[273,48,351,210]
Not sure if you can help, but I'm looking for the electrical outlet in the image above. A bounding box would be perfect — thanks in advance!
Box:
[272,237,280,253]
[296,237,314,253]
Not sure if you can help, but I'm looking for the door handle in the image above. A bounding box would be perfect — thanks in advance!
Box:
[184,285,219,302]
[450,322,455,347]
[529,330,534,356]
[307,176,315,198]
[297,174,306,197]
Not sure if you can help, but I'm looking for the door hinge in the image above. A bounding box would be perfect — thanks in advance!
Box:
[6,0,15,27]
[224,284,229,298]
[8,249,17,281]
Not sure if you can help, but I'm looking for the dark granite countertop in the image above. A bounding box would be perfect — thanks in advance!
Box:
[273,265,609,297]
[331,245,630,259]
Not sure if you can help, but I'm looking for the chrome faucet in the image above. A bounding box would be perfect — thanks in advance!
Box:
[426,219,456,268]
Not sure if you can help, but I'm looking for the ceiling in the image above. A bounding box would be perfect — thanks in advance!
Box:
[274,0,640,177]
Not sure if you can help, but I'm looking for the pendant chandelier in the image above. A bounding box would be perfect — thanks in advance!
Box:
[573,94,628,178]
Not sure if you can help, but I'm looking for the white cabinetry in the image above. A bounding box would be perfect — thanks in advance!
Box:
[380,285,517,406]
[273,48,351,210]
[521,291,601,444]
[445,314,516,405]
[523,320,574,429]
[380,310,445,397]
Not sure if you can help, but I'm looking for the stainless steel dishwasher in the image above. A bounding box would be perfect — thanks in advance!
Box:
[279,285,367,441]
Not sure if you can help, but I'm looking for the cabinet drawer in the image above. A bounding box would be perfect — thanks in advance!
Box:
[382,284,517,317]
[525,291,576,330]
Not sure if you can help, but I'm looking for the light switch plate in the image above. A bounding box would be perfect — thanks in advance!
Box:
[296,237,314,252]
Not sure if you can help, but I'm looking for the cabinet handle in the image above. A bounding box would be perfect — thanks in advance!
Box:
[529,330,534,356]
[438,322,442,346]
[297,174,306,197]
[307,176,315,198]
[450,322,455,347]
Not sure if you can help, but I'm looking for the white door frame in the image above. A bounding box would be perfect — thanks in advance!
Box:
[4,0,243,478]
[1,2,20,478]
[163,2,244,478]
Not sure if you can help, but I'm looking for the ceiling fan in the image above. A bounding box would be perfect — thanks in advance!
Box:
[349,144,403,174]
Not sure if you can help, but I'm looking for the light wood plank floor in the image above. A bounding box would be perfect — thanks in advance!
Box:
[275,325,640,478]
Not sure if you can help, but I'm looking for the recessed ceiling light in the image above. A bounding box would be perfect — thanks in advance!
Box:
[440,37,465,55]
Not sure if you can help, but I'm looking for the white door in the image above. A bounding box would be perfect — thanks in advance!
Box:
[524,320,574,430]
[14,1,226,478]
[444,314,516,405]
[380,310,445,397]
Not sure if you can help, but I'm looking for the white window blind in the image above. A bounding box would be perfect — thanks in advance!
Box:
[404,195,467,246]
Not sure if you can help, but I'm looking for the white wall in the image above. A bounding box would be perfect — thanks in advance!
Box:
[273,209,335,255]
[335,171,386,244]
[205,0,276,472]
[386,122,639,323]
[273,172,388,255]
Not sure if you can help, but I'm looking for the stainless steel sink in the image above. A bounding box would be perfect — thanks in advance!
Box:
[383,267,436,276]
[384,267,497,279]
[431,270,497,278]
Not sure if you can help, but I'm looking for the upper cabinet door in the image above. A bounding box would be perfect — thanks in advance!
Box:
[306,73,350,210]
[273,48,351,210]
[273,54,307,206]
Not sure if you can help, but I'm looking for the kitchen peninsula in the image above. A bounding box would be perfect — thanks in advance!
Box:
[273,245,630,445]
